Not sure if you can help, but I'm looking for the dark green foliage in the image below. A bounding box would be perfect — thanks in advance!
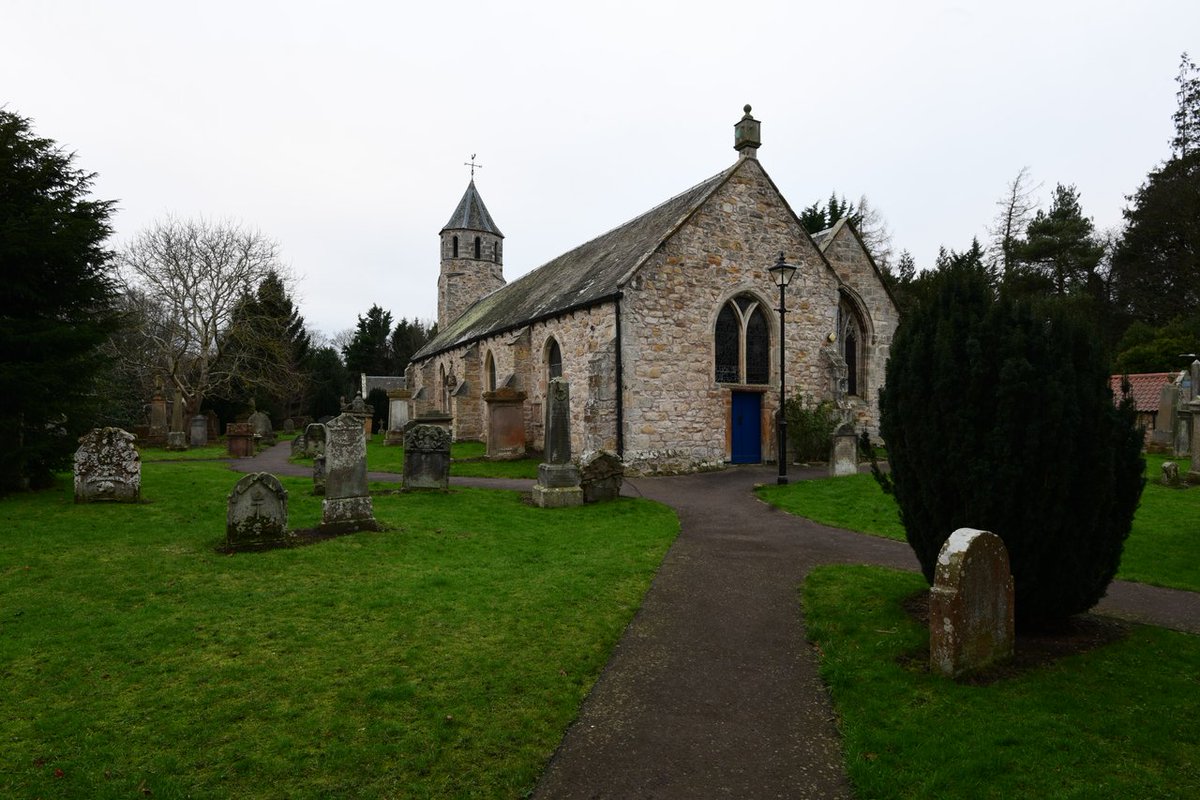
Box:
[784,394,838,462]
[390,317,436,375]
[878,258,1145,624]
[799,192,857,234]
[342,304,394,377]
[366,387,389,430]
[0,110,119,490]
[306,346,350,419]
[1113,316,1200,374]
[1010,184,1106,298]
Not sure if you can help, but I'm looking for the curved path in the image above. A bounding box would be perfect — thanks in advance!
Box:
[234,443,1199,798]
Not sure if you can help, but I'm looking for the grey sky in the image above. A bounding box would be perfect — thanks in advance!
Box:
[4,1,1197,339]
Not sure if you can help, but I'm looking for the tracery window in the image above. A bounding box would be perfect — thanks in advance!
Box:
[714,294,770,385]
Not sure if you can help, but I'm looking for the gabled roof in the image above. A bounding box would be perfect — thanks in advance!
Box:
[1110,372,1174,412]
[414,162,743,361]
[441,180,503,237]
[812,216,902,313]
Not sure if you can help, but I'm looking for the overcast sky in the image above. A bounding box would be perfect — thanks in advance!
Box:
[5,1,1197,339]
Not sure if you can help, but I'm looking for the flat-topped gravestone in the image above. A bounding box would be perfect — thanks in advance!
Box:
[226,472,290,550]
[166,430,187,451]
[403,424,451,490]
[929,528,1015,678]
[74,427,141,503]
[830,423,858,477]
[227,422,255,458]
[304,422,327,458]
[1153,384,1179,447]
[533,378,582,508]
[189,415,208,447]
[384,388,412,446]
[313,454,326,496]
[321,412,377,533]
[484,387,527,459]
[579,450,623,503]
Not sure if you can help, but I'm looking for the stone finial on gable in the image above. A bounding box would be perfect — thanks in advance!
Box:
[734,104,761,157]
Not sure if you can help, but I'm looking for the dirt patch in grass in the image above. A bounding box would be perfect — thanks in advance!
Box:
[898,589,1131,684]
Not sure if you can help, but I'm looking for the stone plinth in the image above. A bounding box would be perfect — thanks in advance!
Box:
[484,387,527,459]
[74,427,140,503]
[321,412,377,533]
[189,415,208,447]
[227,423,255,458]
[403,424,452,490]
[226,472,290,550]
[413,412,453,433]
[166,431,187,451]
[929,528,1015,678]
[579,451,623,503]
[385,388,413,445]
[829,423,858,477]
[533,378,582,508]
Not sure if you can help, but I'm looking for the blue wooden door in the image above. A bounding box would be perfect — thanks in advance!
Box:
[730,392,762,464]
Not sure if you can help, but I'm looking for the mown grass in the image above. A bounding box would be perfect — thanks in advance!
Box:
[757,454,1200,592]
[1,460,677,798]
[804,565,1200,799]
[287,435,542,480]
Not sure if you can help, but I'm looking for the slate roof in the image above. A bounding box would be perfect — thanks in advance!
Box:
[1110,372,1174,412]
[362,375,407,395]
[442,180,503,236]
[414,162,741,361]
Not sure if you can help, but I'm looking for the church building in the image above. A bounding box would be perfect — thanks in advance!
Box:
[406,107,900,474]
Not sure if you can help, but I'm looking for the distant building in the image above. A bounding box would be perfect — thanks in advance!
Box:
[407,108,900,474]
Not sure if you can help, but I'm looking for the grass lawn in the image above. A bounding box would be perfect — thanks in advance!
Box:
[1,460,677,798]
[757,454,1200,592]
[288,435,542,480]
[804,565,1200,800]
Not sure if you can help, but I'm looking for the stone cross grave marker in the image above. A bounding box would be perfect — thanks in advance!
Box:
[226,472,290,550]
[403,424,452,490]
[74,427,141,503]
[533,378,583,508]
[929,528,1015,678]
[321,412,378,533]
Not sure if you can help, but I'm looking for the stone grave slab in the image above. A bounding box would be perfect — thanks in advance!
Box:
[929,528,1015,678]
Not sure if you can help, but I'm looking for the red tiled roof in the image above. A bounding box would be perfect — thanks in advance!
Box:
[1110,373,1173,412]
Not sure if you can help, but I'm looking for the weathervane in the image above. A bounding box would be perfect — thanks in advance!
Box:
[464,154,482,179]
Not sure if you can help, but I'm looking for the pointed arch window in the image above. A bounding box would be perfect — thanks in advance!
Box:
[714,294,770,385]
[546,337,563,380]
[838,296,867,398]
[485,351,497,392]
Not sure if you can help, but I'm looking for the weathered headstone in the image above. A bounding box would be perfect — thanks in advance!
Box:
[1161,461,1181,487]
[305,422,327,458]
[283,418,295,434]
[166,431,187,451]
[226,472,290,550]
[147,383,168,446]
[321,412,377,532]
[248,408,275,445]
[74,427,141,503]
[579,450,623,503]
[206,410,221,440]
[1188,396,1200,480]
[533,378,583,508]
[929,528,1015,678]
[384,388,413,446]
[291,433,307,457]
[189,415,208,448]
[403,424,452,490]
[1153,384,1179,447]
[484,387,527,459]
[170,388,185,434]
[829,423,858,477]
[313,454,326,496]
[226,422,255,458]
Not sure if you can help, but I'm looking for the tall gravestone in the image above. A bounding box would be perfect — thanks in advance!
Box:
[929,528,1015,678]
[484,387,527,459]
[321,412,378,532]
[1153,384,1179,448]
[532,378,583,508]
[313,455,326,496]
[147,380,168,446]
[189,415,208,447]
[403,424,452,489]
[384,388,412,445]
[226,422,255,458]
[171,389,186,435]
[829,423,858,477]
[226,472,290,550]
[74,427,141,503]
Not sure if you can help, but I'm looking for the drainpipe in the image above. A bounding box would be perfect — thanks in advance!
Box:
[614,293,625,458]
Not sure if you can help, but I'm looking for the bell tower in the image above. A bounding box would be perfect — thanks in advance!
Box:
[438,164,505,329]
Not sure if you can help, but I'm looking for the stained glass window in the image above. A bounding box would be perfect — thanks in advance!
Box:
[745,307,769,385]
[715,305,740,383]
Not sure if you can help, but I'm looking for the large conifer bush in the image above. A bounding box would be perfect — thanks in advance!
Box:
[878,260,1145,623]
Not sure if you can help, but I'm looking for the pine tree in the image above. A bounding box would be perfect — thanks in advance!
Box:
[0,110,120,491]
[342,305,394,378]
[878,259,1144,625]
[1011,184,1105,297]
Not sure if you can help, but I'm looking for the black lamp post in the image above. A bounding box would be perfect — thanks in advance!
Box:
[769,252,798,485]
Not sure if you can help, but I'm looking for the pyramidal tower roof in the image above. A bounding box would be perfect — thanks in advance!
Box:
[441,179,503,237]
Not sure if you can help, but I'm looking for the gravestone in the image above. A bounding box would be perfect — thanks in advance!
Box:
[532,378,583,508]
[248,408,275,445]
[321,412,378,532]
[170,388,185,434]
[226,422,255,458]
[484,387,527,459]
[291,433,307,457]
[147,384,168,447]
[1153,384,1179,447]
[283,418,295,434]
[166,431,187,451]
[1188,396,1200,480]
[305,422,327,458]
[206,410,221,440]
[226,472,290,550]
[403,424,452,490]
[384,388,413,446]
[189,415,208,447]
[929,528,1015,678]
[74,427,141,503]
[579,450,623,504]
[313,454,326,496]
[1162,461,1181,487]
[829,423,858,477]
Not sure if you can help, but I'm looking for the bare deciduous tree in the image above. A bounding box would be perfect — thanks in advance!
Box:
[117,217,287,416]
[988,166,1041,279]
[853,194,894,271]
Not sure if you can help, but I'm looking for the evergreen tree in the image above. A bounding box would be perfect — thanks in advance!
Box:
[0,110,120,491]
[306,346,350,419]
[342,304,394,378]
[1172,52,1200,157]
[1010,184,1105,298]
[390,317,436,374]
[799,192,857,234]
[878,258,1144,625]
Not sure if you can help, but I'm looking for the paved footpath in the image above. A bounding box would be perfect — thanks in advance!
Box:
[235,444,1199,798]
